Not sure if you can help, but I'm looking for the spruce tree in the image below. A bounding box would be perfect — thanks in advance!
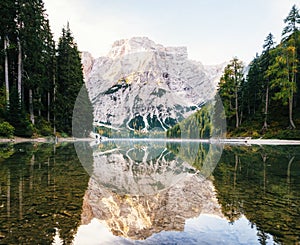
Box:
[282,5,300,39]
[279,5,300,129]
[262,33,275,129]
[0,0,17,108]
[0,0,56,136]
[56,23,84,135]
[268,42,298,129]
[18,0,50,125]
[244,55,263,117]
[218,58,244,129]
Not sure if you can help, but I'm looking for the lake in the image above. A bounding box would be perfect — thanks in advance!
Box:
[0,141,299,244]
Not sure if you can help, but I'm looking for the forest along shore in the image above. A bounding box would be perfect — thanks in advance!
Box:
[1,137,300,145]
[0,137,91,143]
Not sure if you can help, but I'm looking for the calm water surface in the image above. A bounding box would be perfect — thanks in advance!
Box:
[0,141,299,244]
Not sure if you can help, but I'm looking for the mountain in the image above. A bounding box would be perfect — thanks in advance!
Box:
[81,37,225,133]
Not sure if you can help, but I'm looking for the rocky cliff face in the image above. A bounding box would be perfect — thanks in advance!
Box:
[81,174,223,240]
[82,37,225,132]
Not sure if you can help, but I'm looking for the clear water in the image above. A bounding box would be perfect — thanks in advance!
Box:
[0,142,299,244]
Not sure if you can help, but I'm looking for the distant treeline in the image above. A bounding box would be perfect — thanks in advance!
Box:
[0,0,91,137]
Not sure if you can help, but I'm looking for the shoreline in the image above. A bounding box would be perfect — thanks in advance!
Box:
[1,137,300,145]
[0,137,88,144]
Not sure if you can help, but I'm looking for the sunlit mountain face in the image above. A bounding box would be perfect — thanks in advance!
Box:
[81,37,226,134]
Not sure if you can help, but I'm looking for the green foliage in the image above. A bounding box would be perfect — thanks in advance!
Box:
[0,1,84,138]
[35,118,53,136]
[0,0,56,137]
[167,102,214,139]
[218,57,244,129]
[6,87,33,137]
[0,121,14,137]
[219,5,300,138]
[128,115,145,131]
[282,4,300,39]
[104,83,130,95]
[0,144,14,159]
[268,42,297,105]
[0,87,7,118]
[56,23,84,136]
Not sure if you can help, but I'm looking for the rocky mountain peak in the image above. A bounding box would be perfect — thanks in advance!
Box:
[107,37,188,60]
[81,37,225,133]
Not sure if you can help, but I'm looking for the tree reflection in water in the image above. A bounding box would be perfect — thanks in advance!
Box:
[0,142,299,244]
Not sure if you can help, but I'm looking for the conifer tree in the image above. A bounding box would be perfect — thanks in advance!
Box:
[0,0,56,136]
[218,58,244,129]
[282,5,300,39]
[244,54,263,117]
[280,5,300,129]
[262,33,275,129]
[56,23,84,135]
[0,0,16,107]
[267,43,297,129]
[18,0,50,124]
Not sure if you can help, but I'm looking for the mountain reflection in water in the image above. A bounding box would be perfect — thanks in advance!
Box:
[0,142,299,244]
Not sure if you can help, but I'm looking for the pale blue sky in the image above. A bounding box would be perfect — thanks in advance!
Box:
[44,0,296,65]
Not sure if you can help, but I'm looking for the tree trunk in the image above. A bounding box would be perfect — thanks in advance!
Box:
[254,92,256,115]
[29,89,35,124]
[4,36,10,107]
[18,39,22,102]
[47,91,50,122]
[235,88,239,128]
[286,48,296,129]
[53,69,56,135]
[263,82,269,129]
[239,110,243,126]
[37,88,41,117]
[248,96,250,115]
[289,96,296,129]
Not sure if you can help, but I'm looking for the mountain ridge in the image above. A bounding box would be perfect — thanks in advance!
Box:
[81,37,226,133]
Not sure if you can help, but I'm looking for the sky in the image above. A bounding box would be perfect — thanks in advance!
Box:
[43,0,296,65]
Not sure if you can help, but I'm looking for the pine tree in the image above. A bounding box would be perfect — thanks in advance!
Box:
[244,54,263,117]
[267,43,297,128]
[56,23,84,135]
[0,0,17,107]
[282,5,300,40]
[218,57,244,129]
[279,5,300,129]
[262,33,275,129]
[0,0,56,136]
[18,0,49,125]
[6,86,33,137]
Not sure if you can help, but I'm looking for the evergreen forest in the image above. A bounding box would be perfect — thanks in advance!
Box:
[168,4,300,139]
[218,4,300,139]
[0,0,87,138]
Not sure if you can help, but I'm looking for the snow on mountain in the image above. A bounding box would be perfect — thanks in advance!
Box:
[82,37,225,132]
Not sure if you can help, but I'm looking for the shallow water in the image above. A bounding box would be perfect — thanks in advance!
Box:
[0,142,299,244]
